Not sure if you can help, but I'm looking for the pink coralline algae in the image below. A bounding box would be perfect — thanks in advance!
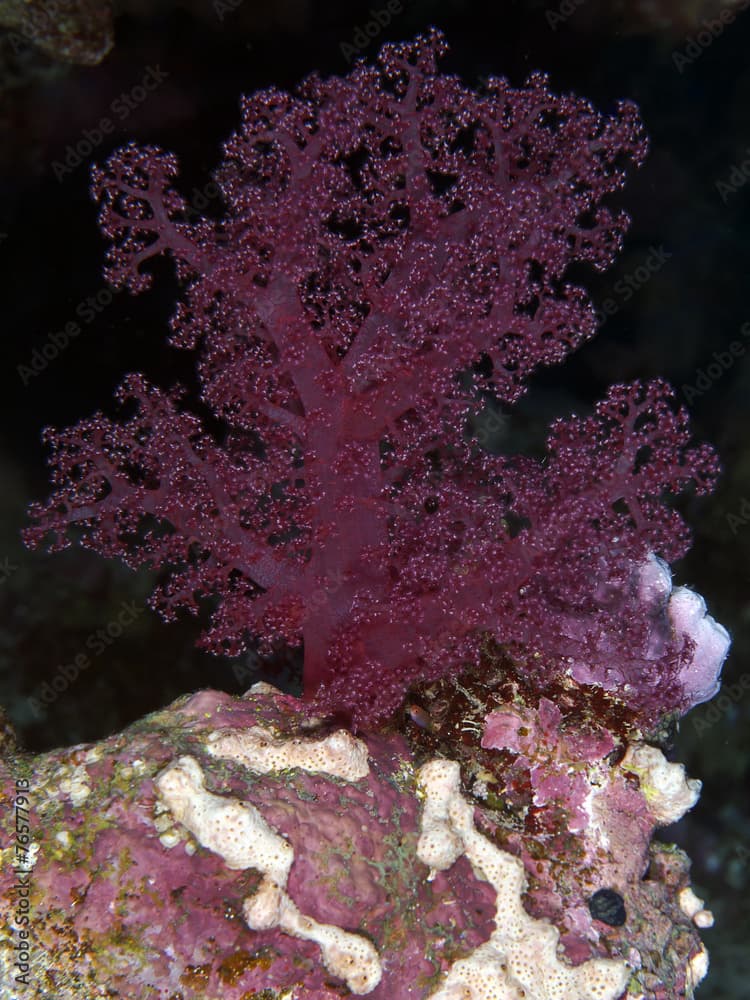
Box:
[482,695,612,834]
[24,30,723,728]
[0,685,717,999]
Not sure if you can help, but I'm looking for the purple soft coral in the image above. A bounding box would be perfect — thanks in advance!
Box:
[24,31,720,727]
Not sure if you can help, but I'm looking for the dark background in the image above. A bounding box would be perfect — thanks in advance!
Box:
[0,0,748,994]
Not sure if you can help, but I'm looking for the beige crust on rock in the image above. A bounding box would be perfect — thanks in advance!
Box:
[416,759,631,1000]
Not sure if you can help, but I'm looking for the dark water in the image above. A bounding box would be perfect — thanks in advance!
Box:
[0,0,748,994]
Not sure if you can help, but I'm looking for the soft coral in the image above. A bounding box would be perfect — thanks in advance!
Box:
[25,31,719,727]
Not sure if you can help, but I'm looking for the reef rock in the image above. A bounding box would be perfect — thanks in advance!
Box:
[0,680,714,999]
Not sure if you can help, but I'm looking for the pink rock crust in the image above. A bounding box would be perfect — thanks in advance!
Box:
[0,685,712,999]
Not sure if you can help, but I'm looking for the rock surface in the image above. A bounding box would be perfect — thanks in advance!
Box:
[0,682,713,999]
